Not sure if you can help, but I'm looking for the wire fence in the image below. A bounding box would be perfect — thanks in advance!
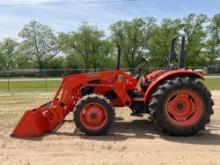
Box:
[0,68,145,92]
[0,67,219,92]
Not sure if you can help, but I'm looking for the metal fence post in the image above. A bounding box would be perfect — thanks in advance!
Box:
[7,70,10,92]
[45,69,47,91]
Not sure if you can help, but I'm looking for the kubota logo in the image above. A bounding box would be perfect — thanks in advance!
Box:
[87,73,100,77]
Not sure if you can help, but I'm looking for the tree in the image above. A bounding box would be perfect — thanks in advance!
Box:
[111,17,157,68]
[209,14,220,45]
[15,53,34,69]
[19,21,60,69]
[204,14,220,65]
[183,14,208,66]
[148,18,181,67]
[204,39,220,65]
[47,57,65,69]
[88,39,115,70]
[0,38,19,69]
[60,23,114,69]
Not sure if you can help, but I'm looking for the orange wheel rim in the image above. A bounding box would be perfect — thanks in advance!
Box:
[165,89,203,127]
[80,103,108,131]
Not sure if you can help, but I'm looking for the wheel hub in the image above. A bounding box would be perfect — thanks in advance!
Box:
[91,113,97,120]
[166,90,203,126]
[176,103,184,110]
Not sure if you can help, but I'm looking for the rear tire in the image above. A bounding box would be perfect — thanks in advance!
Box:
[74,94,115,136]
[149,76,214,136]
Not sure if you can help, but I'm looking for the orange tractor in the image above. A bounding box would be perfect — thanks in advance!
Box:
[12,35,214,137]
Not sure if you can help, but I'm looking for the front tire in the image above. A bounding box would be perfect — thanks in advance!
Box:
[149,76,214,136]
[74,94,115,136]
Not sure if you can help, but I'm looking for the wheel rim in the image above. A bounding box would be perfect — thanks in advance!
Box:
[165,89,203,127]
[80,103,108,131]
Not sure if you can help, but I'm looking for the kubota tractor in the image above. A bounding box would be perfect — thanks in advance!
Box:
[12,35,214,137]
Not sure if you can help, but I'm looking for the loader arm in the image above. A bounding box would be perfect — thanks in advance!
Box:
[11,70,135,137]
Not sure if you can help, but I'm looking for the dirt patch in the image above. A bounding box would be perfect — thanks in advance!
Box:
[0,91,220,165]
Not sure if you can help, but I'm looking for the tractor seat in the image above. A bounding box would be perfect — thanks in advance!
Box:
[140,77,148,92]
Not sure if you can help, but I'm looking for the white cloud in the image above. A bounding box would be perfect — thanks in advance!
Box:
[0,0,59,5]
[0,1,149,39]
[0,0,218,40]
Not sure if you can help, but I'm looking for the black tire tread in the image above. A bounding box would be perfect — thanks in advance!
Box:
[149,76,214,136]
[74,94,115,136]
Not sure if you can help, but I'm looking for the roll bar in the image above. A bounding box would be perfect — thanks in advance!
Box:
[168,34,186,69]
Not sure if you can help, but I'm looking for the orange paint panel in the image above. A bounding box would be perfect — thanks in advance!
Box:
[144,69,204,103]
[11,110,49,137]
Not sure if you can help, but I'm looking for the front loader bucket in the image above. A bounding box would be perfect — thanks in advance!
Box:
[11,101,65,138]
[11,110,49,137]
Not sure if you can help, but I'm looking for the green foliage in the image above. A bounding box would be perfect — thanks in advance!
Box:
[182,14,208,66]
[0,38,19,69]
[111,17,157,68]
[148,18,181,67]
[60,23,114,69]
[47,57,65,69]
[1,14,220,70]
[209,13,220,45]
[15,52,34,69]
[204,14,220,65]
[19,21,60,69]
[204,38,220,65]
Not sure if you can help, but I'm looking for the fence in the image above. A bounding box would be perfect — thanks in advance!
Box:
[0,68,148,92]
[0,67,218,92]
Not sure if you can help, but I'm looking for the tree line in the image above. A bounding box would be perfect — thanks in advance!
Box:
[0,13,220,70]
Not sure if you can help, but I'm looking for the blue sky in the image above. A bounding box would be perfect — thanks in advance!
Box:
[0,0,219,39]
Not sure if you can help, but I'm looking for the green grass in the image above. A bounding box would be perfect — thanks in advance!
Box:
[0,80,61,91]
[203,78,220,90]
[0,77,219,91]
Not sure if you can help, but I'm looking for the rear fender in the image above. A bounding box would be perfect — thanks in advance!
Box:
[144,69,204,104]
